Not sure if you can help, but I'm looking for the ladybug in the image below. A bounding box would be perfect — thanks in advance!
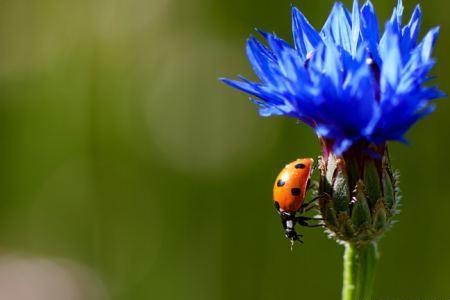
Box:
[273,158,321,243]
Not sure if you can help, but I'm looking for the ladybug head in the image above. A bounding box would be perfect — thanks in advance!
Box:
[285,228,303,243]
[281,213,303,244]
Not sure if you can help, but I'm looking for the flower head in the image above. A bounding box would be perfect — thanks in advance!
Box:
[221,0,443,154]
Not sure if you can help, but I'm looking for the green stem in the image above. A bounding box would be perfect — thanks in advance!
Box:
[342,242,378,300]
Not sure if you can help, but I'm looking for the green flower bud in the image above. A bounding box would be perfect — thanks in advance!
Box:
[318,142,400,246]
[364,160,382,208]
[333,162,350,214]
[351,181,371,228]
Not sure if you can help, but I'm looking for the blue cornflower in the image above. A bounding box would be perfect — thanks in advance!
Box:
[221,0,443,154]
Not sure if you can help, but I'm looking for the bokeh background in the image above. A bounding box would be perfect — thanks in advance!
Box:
[0,0,449,299]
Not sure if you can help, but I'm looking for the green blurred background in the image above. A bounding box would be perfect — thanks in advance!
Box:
[0,0,448,299]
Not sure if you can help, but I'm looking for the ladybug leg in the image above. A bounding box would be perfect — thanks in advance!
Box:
[296,237,304,244]
[285,228,304,243]
[301,193,331,212]
[298,216,326,221]
[301,201,317,212]
[300,195,323,211]
[296,216,325,227]
[298,222,322,228]
[312,159,319,170]
[302,194,328,207]
[291,233,304,245]
[281,213,305,244]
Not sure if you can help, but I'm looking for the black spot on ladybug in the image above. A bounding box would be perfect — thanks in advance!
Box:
[274,201,280,211]
[291,188,301,196]
[295,163,306,169]
[277,179,285,187]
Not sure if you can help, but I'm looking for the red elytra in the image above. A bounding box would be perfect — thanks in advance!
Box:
[273,158,314,213]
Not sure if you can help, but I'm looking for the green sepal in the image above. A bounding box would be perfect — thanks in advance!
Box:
[373,199,387,231]
[338,213,355,239]
[364,159,381,208]
[351,181,371,227]
[333,162,350,214]
[382,168,395,211]
[392,170,402,214]
[345,156,360,191]
[318,193,338,229]
[356,229,376,244]
[326,204,338,228]
[325,154,338,195]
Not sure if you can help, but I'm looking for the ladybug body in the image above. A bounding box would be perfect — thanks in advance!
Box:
[273,158,318,243]
[273,158,313,213]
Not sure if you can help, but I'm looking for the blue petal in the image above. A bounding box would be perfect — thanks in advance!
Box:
[221,2,443,153]
[321,2,353,52]
[403,5,422,48]
[380,24,401,95]
[361,1,379,40]
[333,139,353,155]
[323,43,343,88]
[266,33,300,75]
[399,5,422,62]
[351,0,361,55]
[390,0,404,28]
[249,98,285,117]
[421,27,440,62]
[361,0,380,63]
[373,98,436,142]
[382,0,403,44]
[246,36,278,84]
[291,6,322,59]
[220,77,266,100]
